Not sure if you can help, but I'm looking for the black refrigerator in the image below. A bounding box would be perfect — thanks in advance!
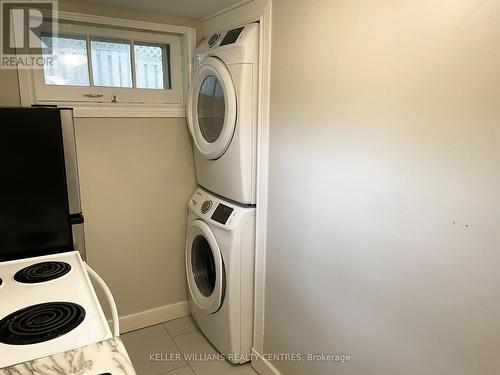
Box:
[0,107,86,262]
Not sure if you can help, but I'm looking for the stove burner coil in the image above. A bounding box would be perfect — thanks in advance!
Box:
[14,262,71,283]
[0,302,85,345]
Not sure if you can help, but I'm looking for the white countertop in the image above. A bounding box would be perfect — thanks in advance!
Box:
[0,337,137,375]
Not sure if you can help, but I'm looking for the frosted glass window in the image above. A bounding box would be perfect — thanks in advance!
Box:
[42,35,90,86]
[90,39,132,88]
[134,43,168,89]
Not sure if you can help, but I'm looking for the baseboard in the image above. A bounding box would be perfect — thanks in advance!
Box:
[251,348,282,375]
[113,300,190,334]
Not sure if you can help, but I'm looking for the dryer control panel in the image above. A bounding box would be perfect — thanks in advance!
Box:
[219,27,245,46]
[194,22,259,67]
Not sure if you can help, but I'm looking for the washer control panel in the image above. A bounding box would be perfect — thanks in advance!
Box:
[211,204,234,225]
[201,200,212,214]
[189,188,246,228]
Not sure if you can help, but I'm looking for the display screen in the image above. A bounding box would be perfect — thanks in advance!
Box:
[211,204,234,225]
[220,27,245,46]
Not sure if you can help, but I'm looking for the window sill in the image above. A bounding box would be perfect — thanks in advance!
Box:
[35,104,186,118]
[73,104,186,118]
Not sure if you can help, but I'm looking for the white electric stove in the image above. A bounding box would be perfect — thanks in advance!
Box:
[0,251,114,368]
[0,108,121,369]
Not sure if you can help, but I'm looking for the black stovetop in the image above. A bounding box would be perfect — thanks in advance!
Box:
[14,261,71,284]
[0,302,85,345]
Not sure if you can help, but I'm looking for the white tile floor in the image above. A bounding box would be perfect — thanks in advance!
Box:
[121,316,258,375]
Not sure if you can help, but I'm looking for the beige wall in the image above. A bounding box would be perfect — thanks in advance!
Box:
[0,2,198,324]
[60,0,200,29]
[0,70,20,106]
[264,1,500,374]
[76,118,195,317]
[200,0,265,36]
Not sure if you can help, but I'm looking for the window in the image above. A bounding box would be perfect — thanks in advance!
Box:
[134,43,168,90]
[31,20,184,106]
[42,35,90,86]
[89,38,133,88]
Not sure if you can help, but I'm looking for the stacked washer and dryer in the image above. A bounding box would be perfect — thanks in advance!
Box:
[185,23,259,364]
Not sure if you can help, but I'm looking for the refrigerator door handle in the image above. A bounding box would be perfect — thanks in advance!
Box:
[60,109,82,215]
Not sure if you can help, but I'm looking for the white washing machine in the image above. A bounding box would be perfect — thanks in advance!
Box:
[187,23,259,205]
[186,188,255,363]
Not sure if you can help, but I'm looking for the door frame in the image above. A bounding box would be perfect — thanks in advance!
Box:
[253,0,272,357]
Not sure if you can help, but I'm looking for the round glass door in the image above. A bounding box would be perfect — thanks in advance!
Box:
[191,235,216,297]
[187,57,237,160]
[198,76,225,144]
[186,220,224,313]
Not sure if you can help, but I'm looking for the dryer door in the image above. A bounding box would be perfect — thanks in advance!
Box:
[186,219,225,313]
[187,57,237,160]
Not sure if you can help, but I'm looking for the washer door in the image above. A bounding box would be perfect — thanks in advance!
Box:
[186,220,224,313]
[187,57,237,160]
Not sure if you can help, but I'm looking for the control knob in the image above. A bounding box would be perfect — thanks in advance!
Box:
[201,200,212,214]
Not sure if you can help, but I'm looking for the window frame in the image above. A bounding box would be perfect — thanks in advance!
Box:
[17,11,196,117]
[34,22,182,104]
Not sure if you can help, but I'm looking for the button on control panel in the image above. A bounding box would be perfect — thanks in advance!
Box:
[208,33,220,47]
[201,200,212,214]
[211,203,234,225]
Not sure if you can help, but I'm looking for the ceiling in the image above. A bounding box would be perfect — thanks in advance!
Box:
[72,0,244,20]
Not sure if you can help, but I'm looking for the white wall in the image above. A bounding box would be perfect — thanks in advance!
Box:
[264,1,500,374]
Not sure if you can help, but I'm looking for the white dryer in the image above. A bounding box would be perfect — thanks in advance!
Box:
[186,188,255,363]
[187,23,259,205]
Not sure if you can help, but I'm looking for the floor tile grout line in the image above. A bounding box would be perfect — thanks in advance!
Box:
[162,322,198,375]
[162,317,196,338]
[161,362,192,374]
[159,364,193,375]
[169,330,195,339]
[123,323,189,375]
[124,321,258,375]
